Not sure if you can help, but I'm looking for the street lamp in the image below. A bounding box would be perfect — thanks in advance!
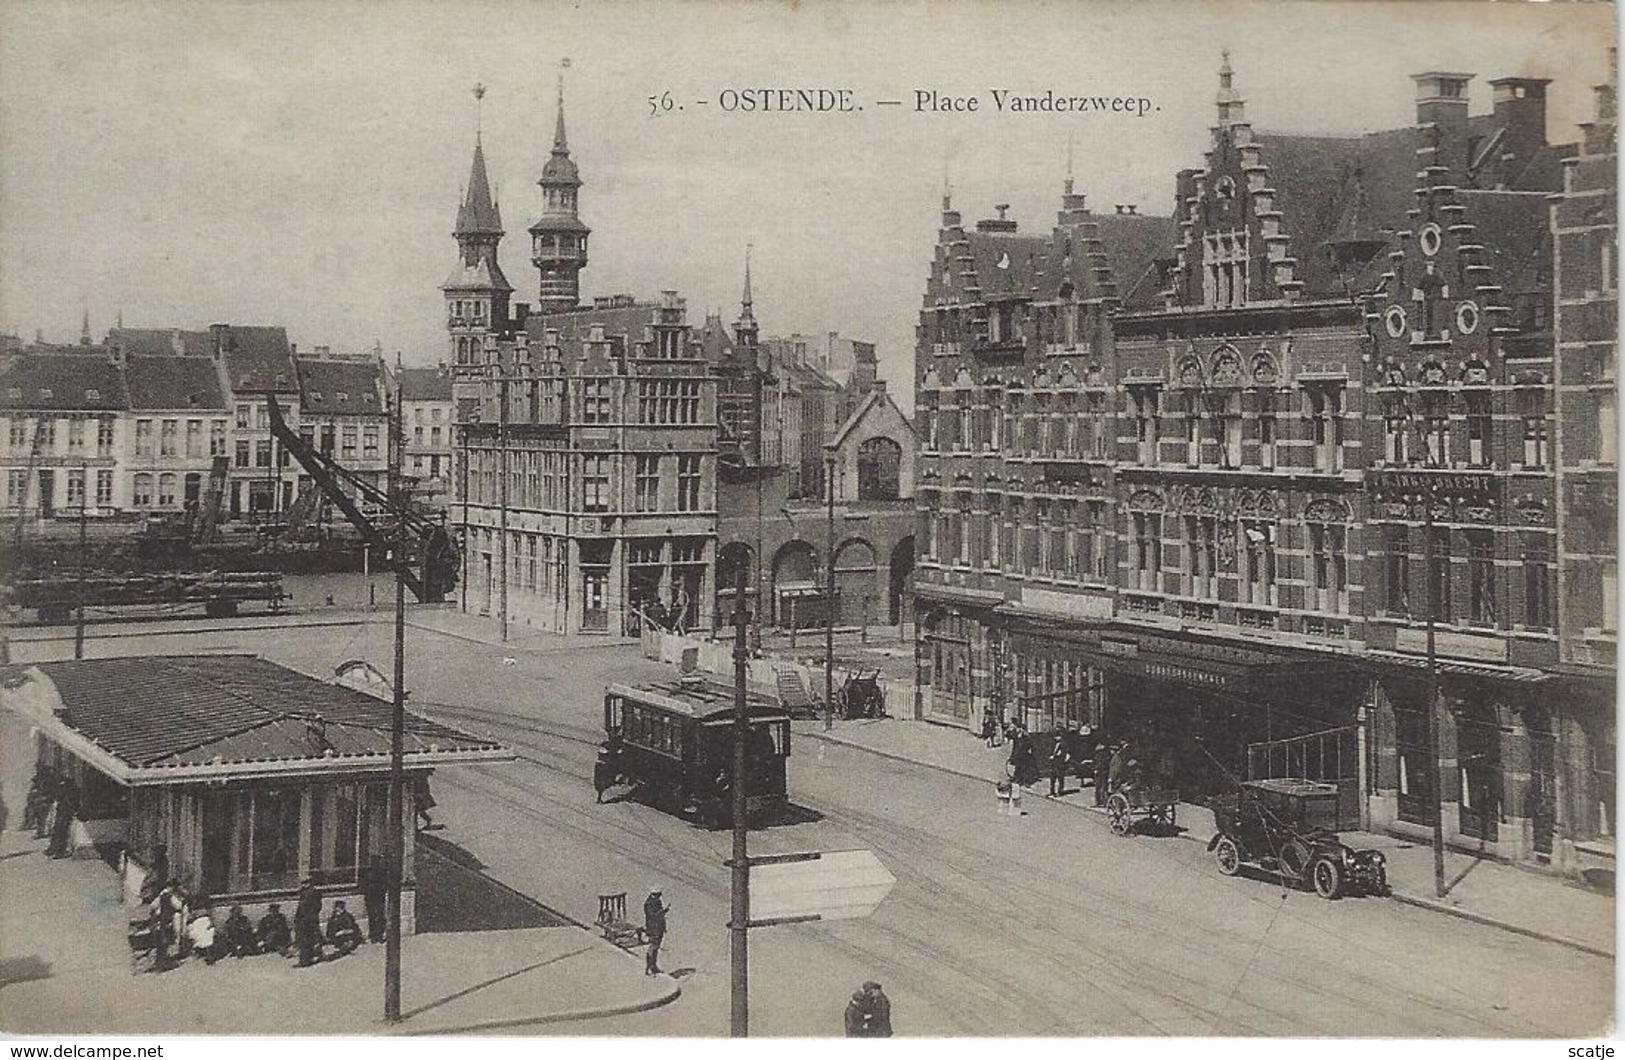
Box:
[824,443,836,732]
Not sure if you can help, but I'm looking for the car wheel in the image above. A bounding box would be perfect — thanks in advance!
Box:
[1312,857,1344,899]
[1107,793,1130,836]
[1214,836,1241,876]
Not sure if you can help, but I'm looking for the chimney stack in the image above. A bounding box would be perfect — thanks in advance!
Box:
[1488,76,1551,149]
[1413,72,1475,181]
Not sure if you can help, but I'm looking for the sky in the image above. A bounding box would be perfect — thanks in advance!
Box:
[0,0,1614,409]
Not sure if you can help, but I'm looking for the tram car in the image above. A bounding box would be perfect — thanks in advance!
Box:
[599,679,791,826]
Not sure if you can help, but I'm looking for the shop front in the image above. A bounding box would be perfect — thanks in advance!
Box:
[1001,617,1366,812]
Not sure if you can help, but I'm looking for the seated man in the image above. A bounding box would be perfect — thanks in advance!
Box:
[325,900,363,957]
[222,905,258,958]
[257,903,293,958]
[187,908,224,965]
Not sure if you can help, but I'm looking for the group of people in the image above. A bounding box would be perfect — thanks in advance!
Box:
[24,765,80,858]
[140,857,389,972]
[998,721,1099,796]
[843,981,893,1037]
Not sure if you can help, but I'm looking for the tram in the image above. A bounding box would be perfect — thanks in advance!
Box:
[598,679,791,826]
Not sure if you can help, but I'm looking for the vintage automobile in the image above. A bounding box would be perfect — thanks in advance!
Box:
[1208,778,1390,899]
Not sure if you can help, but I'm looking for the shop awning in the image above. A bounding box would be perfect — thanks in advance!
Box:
[776,581,826,598]
[1364,650,1553,684]
[914,582,1006,608]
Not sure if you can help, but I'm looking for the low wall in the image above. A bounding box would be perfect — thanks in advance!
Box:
[641,629,890,707]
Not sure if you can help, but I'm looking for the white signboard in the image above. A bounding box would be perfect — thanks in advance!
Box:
[749,850,896,923]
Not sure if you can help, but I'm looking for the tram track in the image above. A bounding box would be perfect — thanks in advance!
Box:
[420,696,1566,1036]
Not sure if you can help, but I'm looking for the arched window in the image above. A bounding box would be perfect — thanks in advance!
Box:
[132,473,154,507]
[856,437,901,501]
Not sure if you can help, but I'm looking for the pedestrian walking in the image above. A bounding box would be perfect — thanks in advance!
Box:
[643,887,669,975]
[23,770,48,837]
[294,878,324,967]
[361,854,387,943]
[1047,736,1071,797]
[863,981,893,1037]
[844,989,872,1036]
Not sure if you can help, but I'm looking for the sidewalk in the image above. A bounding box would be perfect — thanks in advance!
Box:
[0,832,677,1036]
[799,715,1616,959]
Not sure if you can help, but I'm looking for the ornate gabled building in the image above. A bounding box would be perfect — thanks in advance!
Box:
[1549,62,1617,872]
[913,56,1612,873]
[447,83,718,636]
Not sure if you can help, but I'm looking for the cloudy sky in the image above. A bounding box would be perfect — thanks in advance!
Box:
[1,1,1612,405]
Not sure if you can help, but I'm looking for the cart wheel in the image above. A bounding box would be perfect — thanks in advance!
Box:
[1149,805,1172,831]
[1312,857,1344,900]
[1214,836,1241,876]
[1107,793,1130,836]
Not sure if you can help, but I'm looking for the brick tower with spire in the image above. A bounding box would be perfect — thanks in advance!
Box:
[444,84,513,370]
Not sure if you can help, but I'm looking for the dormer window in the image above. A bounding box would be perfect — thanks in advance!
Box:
[336,392,349,402]
[6,387,20,401]
[85,389,100,400]
[309,391,323,402]
[38,388,52,400]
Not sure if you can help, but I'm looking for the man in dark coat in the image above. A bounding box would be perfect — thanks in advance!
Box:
[643,888,669,975]
[293,880,323,967]
[222,905,258,957]
[1047,737,1071,797]
[844,990,871,1036]
[257,903,292,957]
[360,855,387,943]
[45,776,78,858]
[325,900,363,957]
[863,981,893,1037]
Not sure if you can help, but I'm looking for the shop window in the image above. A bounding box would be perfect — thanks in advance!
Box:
[1385,525,1410,616]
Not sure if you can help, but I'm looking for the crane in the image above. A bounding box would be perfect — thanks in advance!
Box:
[266,395,458,603]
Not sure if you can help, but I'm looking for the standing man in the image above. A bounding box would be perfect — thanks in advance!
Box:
[643,887,669,976]
[360,854,387,943]
[863,981,893,1037]
[45,775,78,858]
[1047,736,1071,798]
[293,878,323,967]
[844,990,872,1036]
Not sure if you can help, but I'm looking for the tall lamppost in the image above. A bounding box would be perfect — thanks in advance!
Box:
[824,443,836,731]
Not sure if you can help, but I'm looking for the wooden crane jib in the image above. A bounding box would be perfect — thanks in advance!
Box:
[265,396,458,603]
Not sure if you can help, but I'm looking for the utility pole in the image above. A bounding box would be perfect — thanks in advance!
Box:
[1422,483,1446,898]
[459,423,469,614]
[823,444,836,731]
[498,372,509,643]
[384,373,407,1023]
[728,560,750,1037]
[73,463,87,659]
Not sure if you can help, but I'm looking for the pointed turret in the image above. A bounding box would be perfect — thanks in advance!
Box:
[455,140,504,239]
[733,248,759,348]
[80,309,91,346]
[530,62,590,312]
[445,83,513,369]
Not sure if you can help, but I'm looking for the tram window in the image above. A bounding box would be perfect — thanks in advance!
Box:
[605,695,624,735]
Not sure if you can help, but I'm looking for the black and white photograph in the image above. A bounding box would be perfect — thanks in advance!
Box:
[0,0,1616,1045]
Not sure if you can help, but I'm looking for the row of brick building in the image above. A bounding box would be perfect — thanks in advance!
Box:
[912,58,1615,876]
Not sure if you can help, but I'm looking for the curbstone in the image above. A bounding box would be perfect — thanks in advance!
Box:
[803,726,1615,958]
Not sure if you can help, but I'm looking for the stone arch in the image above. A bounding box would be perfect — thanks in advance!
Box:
[771,539,819,628]
[834,537,879,627]
[1303,497,1353,523]
[857,437,903,501]
[888,535,915,625]
[1210,344,1243,387]
[1251,346,1280,386]
[1177,352,1205,388]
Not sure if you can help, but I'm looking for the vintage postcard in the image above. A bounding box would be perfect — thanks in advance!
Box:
[0,0,1615,1045]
